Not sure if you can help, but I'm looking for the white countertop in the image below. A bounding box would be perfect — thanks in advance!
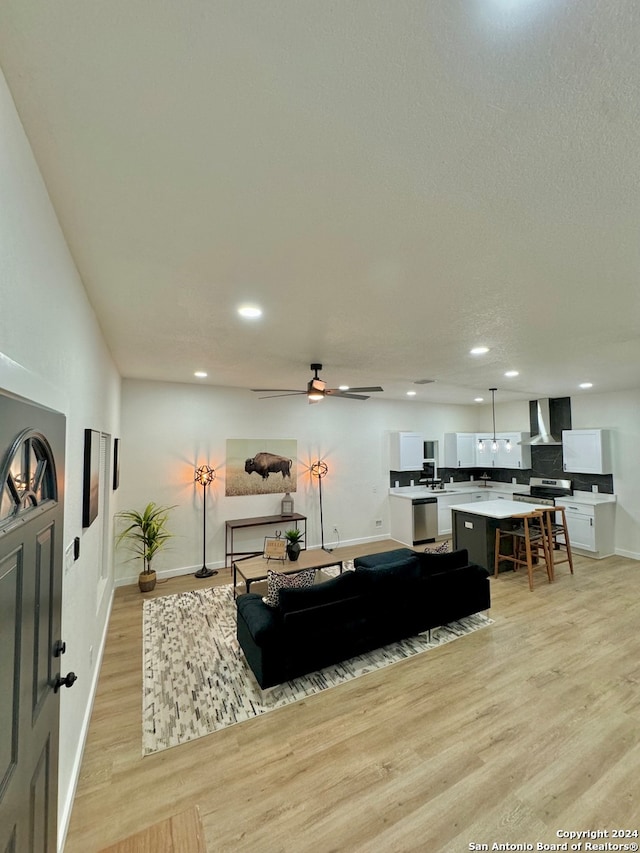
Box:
[449,499,549,518]
[388,483,514,500]
[388,483,616,506]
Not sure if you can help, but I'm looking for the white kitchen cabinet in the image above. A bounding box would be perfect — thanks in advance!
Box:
[444,433,477,468]
[558,500,615,557]
[475,432,532,470]
[436,490,488,536]
[436,493,461,536]
[562,429,611,475]
[390,431,424,471]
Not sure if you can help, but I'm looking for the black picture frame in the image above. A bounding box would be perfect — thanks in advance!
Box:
[113,438,120,490]
[82,428,100,528]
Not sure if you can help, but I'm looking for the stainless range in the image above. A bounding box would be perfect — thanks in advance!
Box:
[513,477,573,506]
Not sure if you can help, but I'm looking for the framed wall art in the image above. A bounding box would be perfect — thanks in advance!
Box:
[225,438,297,497]
[82,428,100,527]
[113,437,120,490]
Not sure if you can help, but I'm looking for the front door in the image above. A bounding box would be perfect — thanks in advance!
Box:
[0,391,66,852]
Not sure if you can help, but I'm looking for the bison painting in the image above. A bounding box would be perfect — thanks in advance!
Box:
[244,452,293,480]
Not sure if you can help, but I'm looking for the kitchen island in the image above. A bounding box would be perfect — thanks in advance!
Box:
[450,499,548,573]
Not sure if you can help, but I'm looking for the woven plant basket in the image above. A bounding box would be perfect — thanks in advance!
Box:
[138,570,157,592]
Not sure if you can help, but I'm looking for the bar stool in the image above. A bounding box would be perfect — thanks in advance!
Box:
[539,505,574,578]
[494,510,553,591]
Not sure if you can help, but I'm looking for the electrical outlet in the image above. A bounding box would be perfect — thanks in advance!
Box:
[375,519,383,528]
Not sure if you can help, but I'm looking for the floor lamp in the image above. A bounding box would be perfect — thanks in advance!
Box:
[310,460,331,553]
[194,464,218,578]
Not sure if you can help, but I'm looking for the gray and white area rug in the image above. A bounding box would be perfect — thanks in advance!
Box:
[142,584,492,755]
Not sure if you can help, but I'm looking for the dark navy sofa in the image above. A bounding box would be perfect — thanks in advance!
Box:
[236,547,490,689]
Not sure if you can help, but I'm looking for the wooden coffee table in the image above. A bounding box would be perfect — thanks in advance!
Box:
[233,549,343,597]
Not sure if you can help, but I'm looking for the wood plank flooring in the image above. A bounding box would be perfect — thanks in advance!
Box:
[96,806,207,853]
[64,541,640,852]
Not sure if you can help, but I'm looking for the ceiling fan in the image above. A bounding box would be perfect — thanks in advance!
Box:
[251,363,384,402]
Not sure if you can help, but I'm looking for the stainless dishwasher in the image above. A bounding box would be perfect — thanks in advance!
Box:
[411,497,438,544]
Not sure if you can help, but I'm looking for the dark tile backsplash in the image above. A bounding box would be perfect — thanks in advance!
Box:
[390,444,614,494]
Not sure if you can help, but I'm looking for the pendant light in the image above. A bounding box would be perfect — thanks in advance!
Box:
[477,388,511,454]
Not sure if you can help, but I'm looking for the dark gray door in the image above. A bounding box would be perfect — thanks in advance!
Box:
[0,392,66,853]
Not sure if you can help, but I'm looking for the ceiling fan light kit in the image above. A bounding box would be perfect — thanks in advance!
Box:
[252,364,384,403]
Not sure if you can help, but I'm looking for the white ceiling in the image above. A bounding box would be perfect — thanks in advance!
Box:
[1,1,639,405]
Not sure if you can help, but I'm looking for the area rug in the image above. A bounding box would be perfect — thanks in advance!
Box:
[142,583,492,755]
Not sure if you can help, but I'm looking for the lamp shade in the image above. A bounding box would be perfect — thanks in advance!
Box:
[195,464,215,486]
[310,460,328,479]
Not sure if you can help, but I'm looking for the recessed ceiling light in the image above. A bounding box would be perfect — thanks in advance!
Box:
[406,390,417,396]
[579,382,593,389]
[470,346,489,355]
[194,371,208,378]
[338,385,350,391]
[504,370,519,378]
[474,397,484,402]
[238,304,262,319]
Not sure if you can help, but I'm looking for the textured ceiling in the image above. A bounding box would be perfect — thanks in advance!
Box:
[1,0,639,404]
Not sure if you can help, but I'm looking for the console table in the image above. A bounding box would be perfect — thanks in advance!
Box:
[225,513,307,568]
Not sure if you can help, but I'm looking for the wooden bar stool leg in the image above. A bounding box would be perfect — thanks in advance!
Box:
[558,507,574,574]
[494,526,502,577]
[524,517,535,591]
[541,509,555,583]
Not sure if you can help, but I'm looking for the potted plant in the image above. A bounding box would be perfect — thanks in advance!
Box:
[116,502,175,592]
[284,528,304,561]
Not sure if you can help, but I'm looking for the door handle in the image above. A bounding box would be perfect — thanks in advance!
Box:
[54,672,77,693]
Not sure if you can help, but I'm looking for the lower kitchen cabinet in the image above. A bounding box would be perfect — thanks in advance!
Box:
[437,491,489,537]
[558,500,615,558]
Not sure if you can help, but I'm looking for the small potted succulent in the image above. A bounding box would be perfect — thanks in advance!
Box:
[284,528,304,561]
[116,502,175,591]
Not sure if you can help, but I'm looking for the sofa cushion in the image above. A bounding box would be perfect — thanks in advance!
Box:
[262,567,316,608]
[353,548,416,569]
[278,570,363,614]
[417,548,469,576]
[236,593,280,643]
[355,554,421,588]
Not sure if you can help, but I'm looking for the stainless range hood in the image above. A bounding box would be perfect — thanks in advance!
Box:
[518,398,570,446]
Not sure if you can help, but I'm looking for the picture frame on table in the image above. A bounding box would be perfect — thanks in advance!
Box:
[263,536,286,562]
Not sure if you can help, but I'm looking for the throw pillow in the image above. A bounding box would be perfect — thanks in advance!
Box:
[424,541,450,554]
[262,567,316,608]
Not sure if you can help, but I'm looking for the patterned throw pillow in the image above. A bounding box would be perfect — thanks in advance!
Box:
[262,568,316,608]
[424,541,450,554]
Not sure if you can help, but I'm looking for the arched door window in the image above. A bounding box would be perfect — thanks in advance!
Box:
[0,428,58,528]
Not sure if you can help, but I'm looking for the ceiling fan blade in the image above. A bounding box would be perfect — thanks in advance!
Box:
[256,391,307,399]
[342,386,384,393]
[251,388,304,393]
[325,390,371,400]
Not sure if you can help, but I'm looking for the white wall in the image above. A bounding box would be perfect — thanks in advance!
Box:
[0,70,121,849]
[118,382,640,578]
[570,390,640,559]
[116,380,478,581]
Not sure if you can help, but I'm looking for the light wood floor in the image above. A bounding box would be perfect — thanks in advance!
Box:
[65,541,640,852]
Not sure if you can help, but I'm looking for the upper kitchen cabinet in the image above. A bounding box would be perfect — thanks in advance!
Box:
[444,433,477,468]
[562,429,612,474]
[390,431,424,471]
[495,432,532,470]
